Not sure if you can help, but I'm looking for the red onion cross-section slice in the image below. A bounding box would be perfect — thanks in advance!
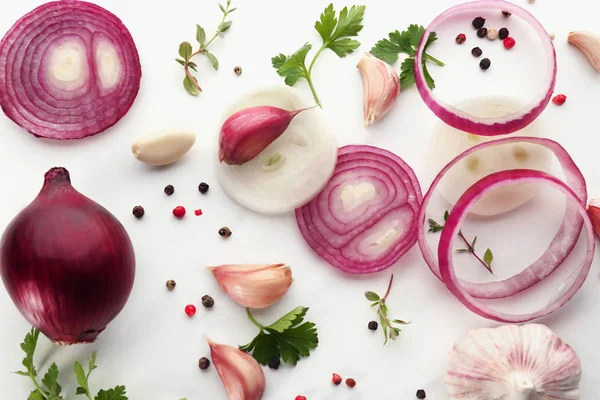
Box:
[0,0,141,139]
[296,145,423,274]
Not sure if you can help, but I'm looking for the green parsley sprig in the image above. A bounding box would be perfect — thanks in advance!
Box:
[240,306,318,366]
[14,328,128,400]
[370,24,444,89]
[428,210,495,274]
[176,0,237,96]
[272,4,366,107]
[365,275,410,345]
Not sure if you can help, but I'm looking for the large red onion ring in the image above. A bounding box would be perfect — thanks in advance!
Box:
[439,169,594,323]
[296,145,422,274]
[0,1,141,139]
[418,137,586,299]
[414,0,556,136]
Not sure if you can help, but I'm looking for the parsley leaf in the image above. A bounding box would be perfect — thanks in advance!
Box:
[273,4,366,106]
[42,363,62,398]
[240,306,319,366]
[370,24,444,89]
[95,386,127,400]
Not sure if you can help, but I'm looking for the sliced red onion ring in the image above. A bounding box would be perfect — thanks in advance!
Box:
[0,1,142,139]
[418,137,586,299]
[439,169,594,323]
[414,1,556,136]
[296,145,422,274]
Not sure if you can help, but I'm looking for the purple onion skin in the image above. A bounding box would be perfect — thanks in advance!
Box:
[0,167,135,344]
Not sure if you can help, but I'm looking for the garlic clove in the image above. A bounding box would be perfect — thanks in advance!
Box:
[131,131,196,166]
[219,106,314,165]
[446,324,581,400]
[208,264,293,309]
[568,31,600,72]
[357,53,400,127]
[587,198,600,237]
[208,338,266,400]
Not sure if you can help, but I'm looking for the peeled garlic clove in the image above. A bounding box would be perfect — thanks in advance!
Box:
[568,31,600,72]
[446,324,581,400]
[357,53,400,127]
[208,339,266,400]
[208,264,292,309]
[131,131,196,166]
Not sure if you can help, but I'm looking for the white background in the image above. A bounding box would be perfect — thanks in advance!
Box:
[1,0,600,399]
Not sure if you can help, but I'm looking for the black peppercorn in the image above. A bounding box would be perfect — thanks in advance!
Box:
[502,11,511,17]
[132,206,145,218]
[416,389,426,399]
[477,27,488,38]
[199,357,210,370]
[472,17,486,29]
[218,227,232,237]
[268,358,280,370]
[164,184,174,196]
[166,280,176,290]
[471,47,483,57]
[499,28,509,40]
[368,321,378,330]
[479,58,491,70]
[198,182,209,194]
[202,295,214,308]
[234,66,242,76]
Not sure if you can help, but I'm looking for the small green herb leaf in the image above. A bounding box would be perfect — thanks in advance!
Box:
[42,363,62,397]
[183,76,200,96]
[484,249,493,267]
[444,210,449,221]
[196,25,206,47]
[427,218,444,233]
[28,391,45,400]
[205,51,219,70]
[74,361,90,397]
[175,58,185,66]
[178,42,193,60]
[219,3,225,13]
[218,21,232,32]
[364,291,380,301]
[94,386,127,400]
[455,249,471,253]
[471,236,478,249]
[188,61,198,72]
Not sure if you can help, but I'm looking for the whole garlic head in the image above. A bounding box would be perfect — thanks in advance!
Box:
[446,324,581,400]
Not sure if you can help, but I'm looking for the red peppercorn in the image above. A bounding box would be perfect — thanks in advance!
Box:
[294,396,307,400]
[455,33,466,44]
[552,94,567,105]
[184,304,196,316]
[345,378,356,388]
[195,209,203,216]
[173,206,186,218]
[332,373,342,385]
[503,37,516,49]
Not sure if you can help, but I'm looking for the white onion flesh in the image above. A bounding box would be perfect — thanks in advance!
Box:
[427,97,551,216]
[216,86,338,214]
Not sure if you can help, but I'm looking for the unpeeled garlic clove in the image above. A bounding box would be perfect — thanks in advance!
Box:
[208,264,292,309]
[357,53,400,127]
[446,324,581,400]
[568,31,600,72]
[208,339,266,400]
[587,198,600,237]
[131,131,196,166]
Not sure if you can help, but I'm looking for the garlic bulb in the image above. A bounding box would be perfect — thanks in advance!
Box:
[208,339,266,400]
[208,264,293,309]
[357,53,400,127]
[446,324,581,399]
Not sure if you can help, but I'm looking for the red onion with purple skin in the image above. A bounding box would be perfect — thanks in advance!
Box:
[0,167,135,344]
[0,1,142,140]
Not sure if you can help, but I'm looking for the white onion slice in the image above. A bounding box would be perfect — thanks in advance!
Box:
[427,97,551,216]
[215,86,338,214]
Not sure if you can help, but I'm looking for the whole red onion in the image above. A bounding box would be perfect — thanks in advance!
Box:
[0,167,135,344]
